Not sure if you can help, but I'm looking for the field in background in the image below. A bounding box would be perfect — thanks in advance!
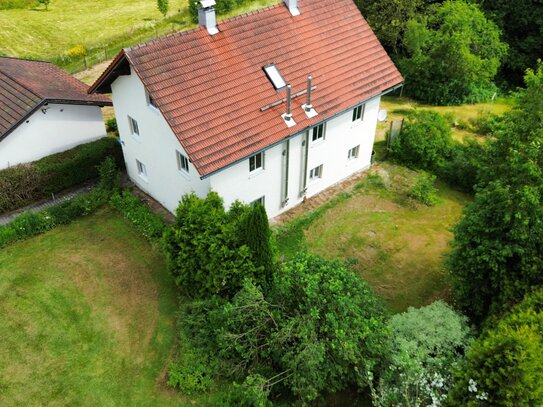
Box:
[0,209,183,405]
[0,0,279,73]
[276,163,470,312]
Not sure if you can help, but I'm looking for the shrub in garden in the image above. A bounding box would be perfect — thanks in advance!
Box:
[105,117,118,135]
[447,290,543,406]
[0,137,122,214]
[163,193,272,298]
[438,140,486,193]
[408,173,438,206]
[468,112,504,136]
[389,110,454,172]
[97,156,120,192]
[109,191,165,242]
[370,301,471,407]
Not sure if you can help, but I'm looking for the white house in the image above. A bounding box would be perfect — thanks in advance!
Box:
[0,57,111,170]
[90,0,403,218]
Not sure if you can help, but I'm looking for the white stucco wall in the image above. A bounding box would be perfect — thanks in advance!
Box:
[0,104,106,170]
[210,96,380,217]
[111,71,210,213]
[111,69,381,217]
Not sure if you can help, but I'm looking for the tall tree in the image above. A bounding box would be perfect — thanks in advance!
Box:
[399,0,507,105]
[477,0,543,86]
[448,63,543,323]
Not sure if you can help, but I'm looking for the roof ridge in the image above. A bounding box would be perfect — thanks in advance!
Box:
[126,1,283,53]
[0,55,52,64]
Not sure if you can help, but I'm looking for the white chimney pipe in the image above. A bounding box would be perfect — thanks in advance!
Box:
[198,0,219,35]
[283,0,300,16]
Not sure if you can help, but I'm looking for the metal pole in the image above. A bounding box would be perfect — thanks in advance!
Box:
[305,75,313,111]
[286,84,292,120]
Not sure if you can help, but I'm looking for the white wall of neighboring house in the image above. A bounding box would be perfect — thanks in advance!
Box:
[111,71,210,213]
[0,104,106,170]
[112,70,381,217]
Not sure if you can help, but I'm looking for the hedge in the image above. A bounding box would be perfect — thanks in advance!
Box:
[0,137,123,214]
[0,189,109,248]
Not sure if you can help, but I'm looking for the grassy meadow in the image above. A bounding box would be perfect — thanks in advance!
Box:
[0,209,183,406]
[276,162,471,312]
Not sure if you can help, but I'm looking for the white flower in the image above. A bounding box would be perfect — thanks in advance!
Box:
[468,379,477,393]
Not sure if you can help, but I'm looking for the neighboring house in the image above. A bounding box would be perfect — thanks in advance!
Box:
[0,56,112,170]
[90,0,403,218]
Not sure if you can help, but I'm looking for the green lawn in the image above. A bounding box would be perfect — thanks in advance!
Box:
[0,209,183,406]
[0,0,279,72]
[276,163,471,312]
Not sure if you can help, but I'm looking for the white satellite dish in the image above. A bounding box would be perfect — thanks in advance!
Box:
[377,109,388,122]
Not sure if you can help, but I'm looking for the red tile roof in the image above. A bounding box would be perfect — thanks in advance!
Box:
[0,57,111,139]
[91,0,402,177]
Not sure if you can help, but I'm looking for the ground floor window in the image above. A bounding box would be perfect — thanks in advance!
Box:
[348,145,360,160]
[136,159,147,180]
[309,164,323,181]
[251,196,265,206]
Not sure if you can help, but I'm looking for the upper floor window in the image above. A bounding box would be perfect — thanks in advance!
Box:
[249,152,264,172]
[147,92,157,109]
[176,151,189,173]
[312,123,325,142]
[309,164,323,181]
[128,115,139,136]
[352,104,365,121]
[348,145,360,160]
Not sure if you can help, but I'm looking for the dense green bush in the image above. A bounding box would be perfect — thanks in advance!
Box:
[447,290,543,406]
[188,0,249,23]
[0,0,35,10]
[399,0,507,105]
[163,193,272,298]
[109,191,165,242]
[180,254,388,403]
[389,110,454,172]
[408,173,438,206]
[0,189,108,248]
[371,301,471,406]
[468,112,505,136]
[438,140,486,193]
[98,156,120,192]
[0,137,122,214]
[105,117,118,135]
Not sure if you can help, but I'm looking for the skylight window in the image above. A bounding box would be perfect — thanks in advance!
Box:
[263,64,287,90]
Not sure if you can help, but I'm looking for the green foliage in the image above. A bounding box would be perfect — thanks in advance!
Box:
[97,156,120,192]
[447,290,543,406]
[448,63,543,322]
[0,0,35,10]
[371,301,471,406]
[408,173,438,206]
[163,193,262,298]
[389,110,454,172]
[105,117,118,134]
[0,137,122,214]
[157,0,168,16]
[168,348,215,395]
[353,0,437,54]
[477,1,543,85]
[468,112,505,136]
[37,0,50,10]
[399,0,507,105]
[438,140,486,193]
[0,189,108,248]
[238,203,274,285]
[214,254,388,402]
[109,191,165,242]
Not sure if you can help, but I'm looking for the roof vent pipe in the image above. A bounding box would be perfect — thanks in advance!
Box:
[281,84,296,127]
[304,75,313,112]
[283,0,300,16]
[198,0,219,35]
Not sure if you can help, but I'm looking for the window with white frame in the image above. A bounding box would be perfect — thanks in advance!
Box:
[251,196,265,206]
[309,164,323,181]
[352,104,365,121]
[176,150,189,173]
[136,159,147,180]
[249,152,264,172]
[348,145,360,160]
[312,123,325,142]
[128,115,139,135]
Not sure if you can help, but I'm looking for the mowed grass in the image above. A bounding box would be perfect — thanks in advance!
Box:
[276,163,470,312]
[0,208,183,406]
